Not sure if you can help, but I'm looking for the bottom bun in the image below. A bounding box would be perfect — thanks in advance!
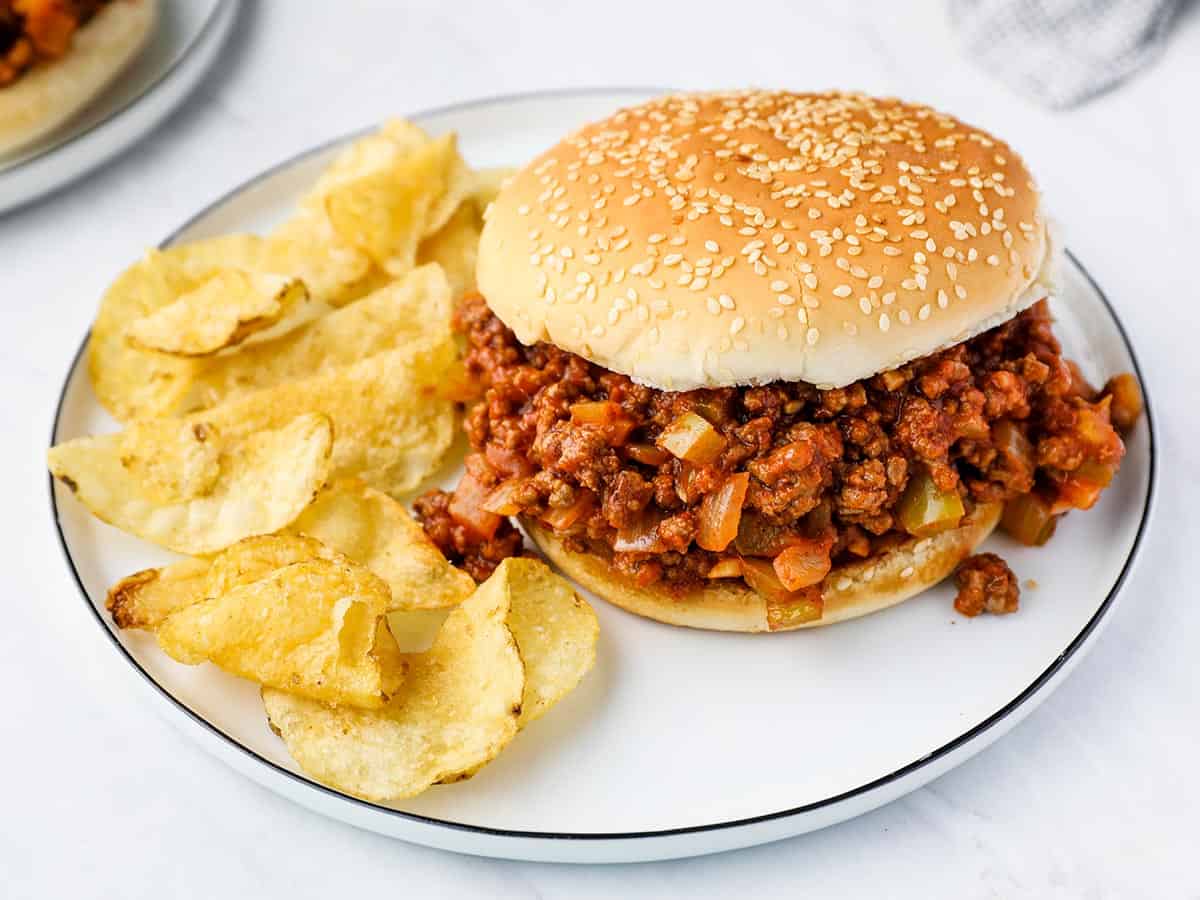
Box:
[522,501,1002,633]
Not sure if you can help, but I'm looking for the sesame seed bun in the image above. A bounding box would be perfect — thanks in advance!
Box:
[522,501,1001,633]
[0,0,158,159]
[478,90,1055,390]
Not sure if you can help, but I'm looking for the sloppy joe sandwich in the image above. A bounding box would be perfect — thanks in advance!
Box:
[416,90,1142,631]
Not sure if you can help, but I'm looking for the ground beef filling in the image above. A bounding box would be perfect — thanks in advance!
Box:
[417,294,1138,595]
[955,553,1020,616]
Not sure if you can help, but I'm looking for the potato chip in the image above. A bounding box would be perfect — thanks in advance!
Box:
[108,534,343,633]
[125,270,308,357]
[88,235,268,422]
[322,143,445,277]
[291,479,475,611]
[202,533,339,596]
[305,122,470,279]
[500,557,599,726]
[264,211,376,307]
[185,265,452,411]
[263,569,523,801]
[387,123,473,242]
[416,204,481,299]
[107,557,210,630]
[116,419,222,505]
[191,338,459,496]
[157,558,400,709]
[49,413,333,554]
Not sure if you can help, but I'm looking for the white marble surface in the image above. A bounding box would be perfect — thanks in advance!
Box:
[3,1,1197,896]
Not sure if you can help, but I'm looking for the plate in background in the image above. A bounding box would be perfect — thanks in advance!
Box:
[0,0,239,215]
[49,88,1155,863]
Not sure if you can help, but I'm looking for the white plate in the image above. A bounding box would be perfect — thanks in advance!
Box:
[0,0,239,214]
[49,89,1156,864]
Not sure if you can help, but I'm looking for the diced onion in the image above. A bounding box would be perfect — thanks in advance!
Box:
[741,558,823,629]
[541,491,595,530]
[696,472,750,552]
[772,539,832,590]
[481,479,524,516]
[613,514,665,553]
[706,558,744,579]
[449,472,502,540]
[1055,460,1115,511]
[570,401,636,445]
[656,411,727,464]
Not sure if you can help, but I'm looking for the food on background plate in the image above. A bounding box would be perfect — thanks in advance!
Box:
[0,0,157,157]
[53,118,597,803]
[417,89,1143,632]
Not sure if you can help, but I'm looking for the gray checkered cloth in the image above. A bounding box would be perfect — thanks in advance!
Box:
[949,0,1182,108]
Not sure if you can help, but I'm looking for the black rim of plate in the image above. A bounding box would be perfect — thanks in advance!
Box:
[49,87,1158,844]
[1,0,235,179]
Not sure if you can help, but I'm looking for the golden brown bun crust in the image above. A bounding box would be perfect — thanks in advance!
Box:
[522,502,1002,632]
[478,90,1051,390]
[0,0,158,158]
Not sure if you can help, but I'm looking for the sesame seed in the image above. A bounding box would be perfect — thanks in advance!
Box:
[730,317,746,335]
[719,294,735,309]
[833,284,852,298]
[879,312,891,332]
[806,327,819,346]
[770,279,789,291]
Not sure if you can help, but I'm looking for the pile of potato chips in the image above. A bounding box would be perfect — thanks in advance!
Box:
[48,121,599,803]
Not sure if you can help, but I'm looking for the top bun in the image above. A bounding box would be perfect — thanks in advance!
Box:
[477,90,1054,390]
